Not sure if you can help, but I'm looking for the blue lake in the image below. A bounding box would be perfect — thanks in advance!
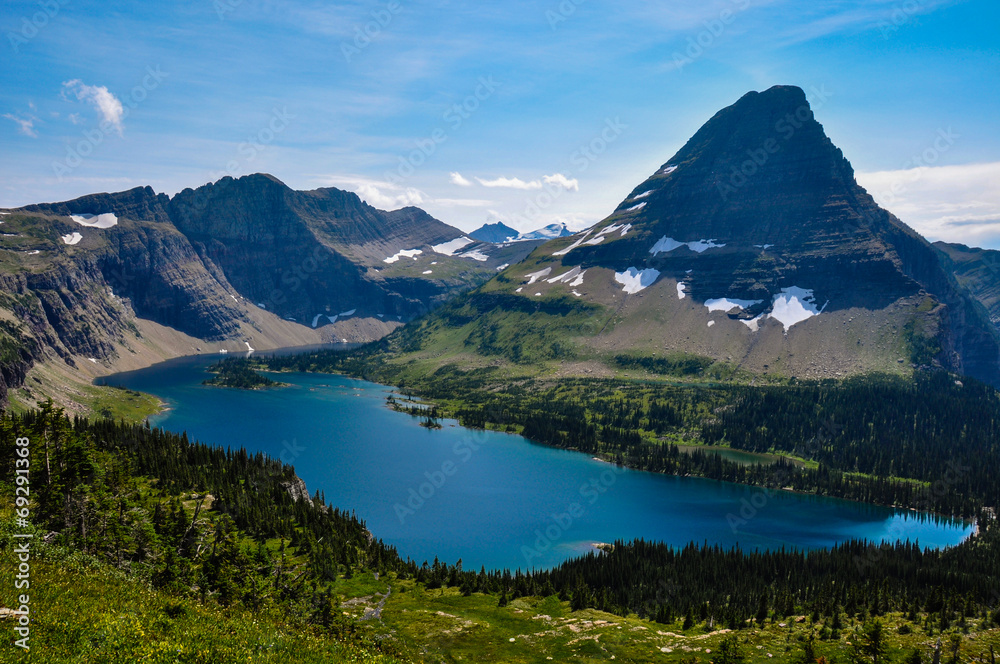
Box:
[101,351,974,571]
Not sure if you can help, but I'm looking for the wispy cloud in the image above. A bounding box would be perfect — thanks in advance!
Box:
[355,182,424,208]
[476,175,542,190]
[3,113,38,138]
[857,161,1000,249]
[543,173,579,191]
[449,171,472,186]
[315,174,492,211]
[474,173,579,191]
[62,80,125,135]
[771,0,960,46]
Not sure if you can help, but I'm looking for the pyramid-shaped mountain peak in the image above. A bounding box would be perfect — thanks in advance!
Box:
[405,86,1000,386]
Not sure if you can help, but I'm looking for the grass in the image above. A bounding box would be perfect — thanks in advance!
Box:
[0,513,404,664]
[14,537,995,664]
[81,384,163,421]
[9,371,163,424]
[346,573,1000,663]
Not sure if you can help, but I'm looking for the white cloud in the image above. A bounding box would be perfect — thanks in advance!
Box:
[314,174,487,211]
[449,171,472,186]
[3,113,38,138]
[476,175,543,190]
[472,173,579,192]
[355,182,424,209]
[857,161,1000,249]
[62,80,124,135]
[543,173,579,191]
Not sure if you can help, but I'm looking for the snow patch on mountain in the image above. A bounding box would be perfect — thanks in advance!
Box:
[431,237,474,255]
[553,231,591,256]
[769,287,826,330]
[547,266,583,284]
[524,267,552,284]
[384,248,422,263]
[514,223,572,241]
[61,232,83,245]
[736,287,827,333]
[70,212,118,229]
[615,267,660,294]
[459,249,489,261]
[649,236,725,255]
[704,298,762,313]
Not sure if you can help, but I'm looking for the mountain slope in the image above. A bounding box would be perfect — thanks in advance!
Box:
[0,175,535,410]
[380,86,1000,386]
[935,241,1000,331]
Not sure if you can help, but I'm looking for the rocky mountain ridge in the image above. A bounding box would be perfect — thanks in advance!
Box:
[383,86,1000,387]
[0,175,540,409]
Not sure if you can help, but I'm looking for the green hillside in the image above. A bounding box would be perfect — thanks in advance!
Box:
[2,400,1000,662]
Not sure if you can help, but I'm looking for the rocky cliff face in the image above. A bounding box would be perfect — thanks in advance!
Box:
[0,251,136,406]
[394,86,1000,386]
[934,242,1000,331]
[167,174,517,323]
[0,175,528,405]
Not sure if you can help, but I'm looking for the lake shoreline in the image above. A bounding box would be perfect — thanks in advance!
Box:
[98,352,977,570]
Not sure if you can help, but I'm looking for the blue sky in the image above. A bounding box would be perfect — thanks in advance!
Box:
[2,0,998,246]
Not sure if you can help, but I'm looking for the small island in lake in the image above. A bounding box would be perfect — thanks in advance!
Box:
[203,357,287,389]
